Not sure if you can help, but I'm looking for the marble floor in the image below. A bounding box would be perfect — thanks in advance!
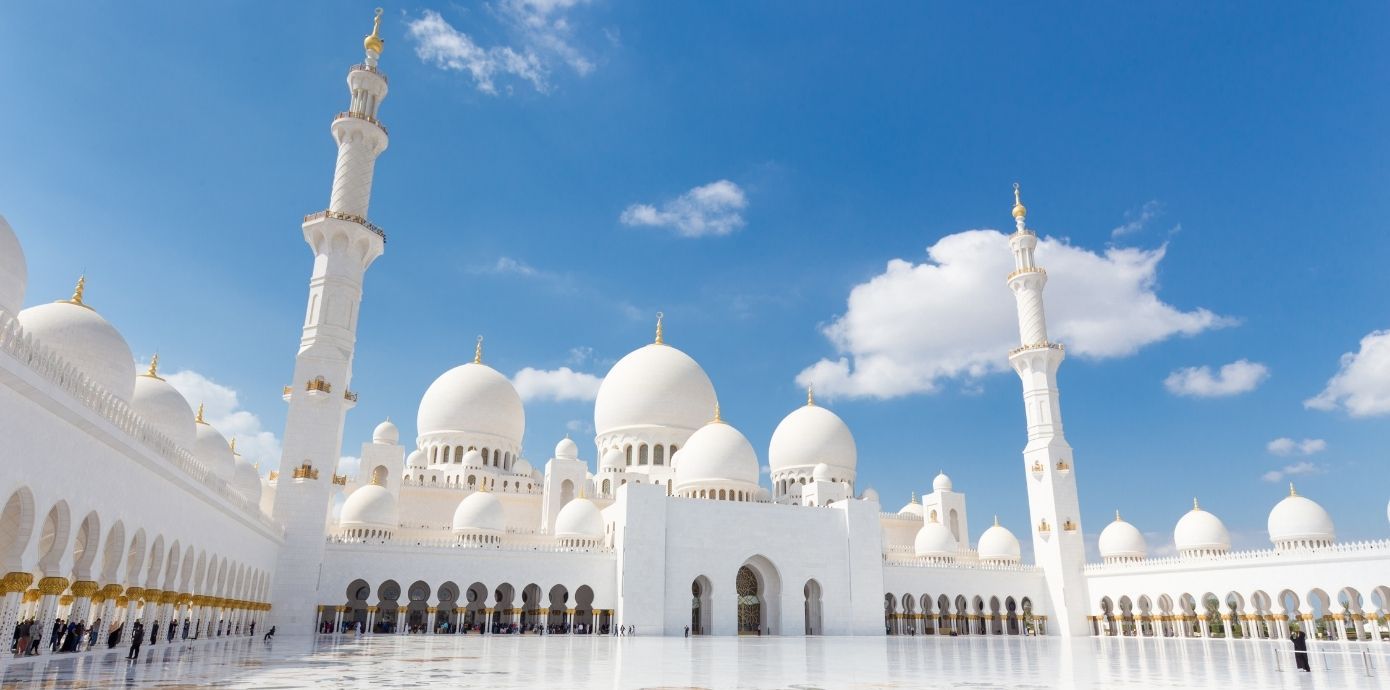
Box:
[1,634,1388,689]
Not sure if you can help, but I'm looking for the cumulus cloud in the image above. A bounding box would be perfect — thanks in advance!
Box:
[620,180,748,238]
[1261,461,1324,483]
[1266,437,1326,456]
[1111,200,1161,238]
[512,366,603,402]
[1164,359,1269,398]
[1305,330,1390,417]
[406,1,594,95]
[164,369,280,472]
[797,229,1230,399]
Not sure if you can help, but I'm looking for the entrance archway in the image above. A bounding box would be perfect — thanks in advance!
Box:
[803,579,822,635]
[691,576,712,635]
[737,566,761,634]
[734,555,780,635]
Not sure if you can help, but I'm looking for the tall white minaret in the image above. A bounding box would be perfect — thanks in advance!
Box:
[268,10,391,630]
[1005,184,1089,637]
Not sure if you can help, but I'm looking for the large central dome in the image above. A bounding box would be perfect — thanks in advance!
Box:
[417,361,525,445]
[594,343,717,437]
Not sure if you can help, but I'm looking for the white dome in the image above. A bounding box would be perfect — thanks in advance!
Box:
[555,437,579,459]
[594,343,717,437]
[861,487,880,502]
[1098,513,1147,561]
[451,491,505,534]
[977,520,1022,563]
[232,458,262,505]
[811,462,834,482]
[406,449,427,469]
[1174,501,1230,556]
[600,448,624,471]
[1267,488,1335,548]
[933,472,953,492]
[673,420,760,491]
[130,363,196,449]
[914,519,957,559]
[461,449,486,467]
[18,286,135,401]
[0,216,26,316]
[554,498,604,540]
[193,417,236,482]
[417,362,525,445]
[512,458,534,476]
[373,419,399,445]
[898,496,923,517]
[768,402,857,475]
[340,484,397,528]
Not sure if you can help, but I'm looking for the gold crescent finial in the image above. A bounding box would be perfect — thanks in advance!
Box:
[1114,510,1122,522]
[1012,182,1027,220]
[806,385,815,406]
[1192,497,1200,512]
[229,437,239,455]
[60,275,92,309]
[654,311,665,345]
[143,353,163,380]
[993,515,1000,527]
[195,403,207,425]
[364,8,385,55]
[474,335,484,364]
[711,401,721,423]
[910,491,918,504]
[1289,482,1297,497]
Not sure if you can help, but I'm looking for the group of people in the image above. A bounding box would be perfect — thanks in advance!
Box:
[11,617,111,657]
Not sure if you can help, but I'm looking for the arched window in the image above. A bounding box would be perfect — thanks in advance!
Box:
[654,445,665,465]
[625,446,633,466]
[455,445,464,463]
[602,479,611,494]
[639,444,649,466]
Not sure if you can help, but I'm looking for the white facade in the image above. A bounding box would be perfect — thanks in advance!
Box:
[1,11,1389,654]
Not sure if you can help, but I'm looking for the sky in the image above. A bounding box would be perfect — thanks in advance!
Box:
[2,2,1388,557]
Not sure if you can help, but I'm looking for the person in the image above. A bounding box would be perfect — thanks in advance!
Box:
[249,621,255,637]
[263,625,276,643]
[149,620,159,646]
[108,623,122,649]
[684,625,689,638]
[27,623,40,656]
[14,620,30,657]
[1290,625,1310,672]
[127,621,144,661]
[88,618,101,649]
[182,619,190,640]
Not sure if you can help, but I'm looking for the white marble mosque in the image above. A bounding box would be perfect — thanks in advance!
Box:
[2,13,1390,684]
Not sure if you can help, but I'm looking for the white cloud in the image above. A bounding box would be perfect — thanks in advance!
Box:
[512,366,602,402]
[1163,359,1269,398]
[1266,437,1326,456]
[620,180,748,238]
[565,419,594,436]
[1111,200,1161,238]
[164,369,281,472]
[1261,461,1324,483]
[797,229,1230,399]
[337,455,361,476]
[406,2,594,95]
[1305,330,1390,417]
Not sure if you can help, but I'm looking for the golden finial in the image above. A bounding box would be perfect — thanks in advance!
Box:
[806,385,815,407]
[1289,482,1297,497]
[229,437,239,456]
[1012,182,1027,220]
[1114,510,1122,522]
[142,353,163,380]
[195,403,208,425]
[993,515,1000,527]
[1192,497,1200,512]
[59,275,92,310]
[364,8,385,55]
[654,311,665,345]
[910,491,919,504]
[711,401,722,423]
[474,335,483,364]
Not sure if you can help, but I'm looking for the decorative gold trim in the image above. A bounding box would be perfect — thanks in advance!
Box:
[364,7,384,55]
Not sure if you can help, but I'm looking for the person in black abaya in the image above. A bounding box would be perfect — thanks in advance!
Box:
[1290,625,1310,672]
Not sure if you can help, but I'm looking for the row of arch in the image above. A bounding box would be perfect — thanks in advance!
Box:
[1095,586,1390,641]
[622,442,678,467]
[403,473,536,492]
[327,579,607,635]
[678,488,755,502]
[426,444,516,471]
[884,593,1040,636]
[0,487,271,653]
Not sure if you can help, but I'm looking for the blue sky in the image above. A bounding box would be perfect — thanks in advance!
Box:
[3,2,1388,554]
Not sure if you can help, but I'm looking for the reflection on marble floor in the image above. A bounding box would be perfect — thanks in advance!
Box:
[1,634,1388,689]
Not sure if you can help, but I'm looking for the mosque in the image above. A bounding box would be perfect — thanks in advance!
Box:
[0,11,1387,649]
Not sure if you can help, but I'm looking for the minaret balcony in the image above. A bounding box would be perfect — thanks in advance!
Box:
[1006,266,1046,281]
[333,110,389,136]
[348,63,389,84]
[1009,341,1064,357]
[302,209,387,244]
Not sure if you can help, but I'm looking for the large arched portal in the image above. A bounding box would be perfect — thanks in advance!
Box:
[736,567,761,635]
[734,556,780,635]
[804,580,823,635]
[691,576,712,635]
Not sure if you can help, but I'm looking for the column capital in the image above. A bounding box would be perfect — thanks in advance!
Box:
[2,571,34,593]
[70,580,100,597]
[37,576,69,595]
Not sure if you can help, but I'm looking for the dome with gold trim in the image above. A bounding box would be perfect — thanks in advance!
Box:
[18,277,136,401]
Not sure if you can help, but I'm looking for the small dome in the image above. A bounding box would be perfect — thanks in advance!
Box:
[463,449,485,467]
[452,491,505,534]
[18,280,135,401]
[554,497,603,541]
[914,518,957,559]
[130,360,196,449]
[1098,513,1147,562]
[600,448,624,471]
[341,483,397,528]
[512,458,534,476]
[193,415,236,482]
[673,420,760,493]
[861,487,880,502]
[1174,500,1230,556]
[406,449,427,469]
[933,472,953,492]
[373,419,399,445]
[232,458,262,505]
[594,342,717,438]
[768,402,857,475]
[0,216,26,316]
[977,519,1022,564]
[555,437,579,459]
[417,361,525,446]
[898,494,924,517]
[1267,486,1335,549]
[811,462,834,482]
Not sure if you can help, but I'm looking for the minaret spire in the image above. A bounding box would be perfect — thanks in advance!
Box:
[654,311,665,345]
[474,335,484,364]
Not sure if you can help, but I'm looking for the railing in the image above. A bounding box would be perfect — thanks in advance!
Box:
[1084,538,1390,573]
[1009,341,1065,356]
[303,209,387,243]
[1006,266,1046,280]
[0,313,281,535]
[333,110,389,135]
[348,63,389,84]
[325,535,611,554]
[344,390,358,402]
[879,511,925,521]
